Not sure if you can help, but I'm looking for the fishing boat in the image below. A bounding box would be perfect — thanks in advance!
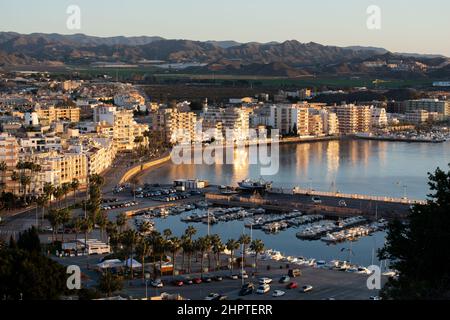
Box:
[238,178,272,191]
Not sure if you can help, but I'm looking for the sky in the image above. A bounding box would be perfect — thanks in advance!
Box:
[0,0,449,56]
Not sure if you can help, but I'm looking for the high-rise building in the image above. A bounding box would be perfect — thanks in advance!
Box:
[333,104,371,134]
[94,105,148,150]
[404,99,450,117]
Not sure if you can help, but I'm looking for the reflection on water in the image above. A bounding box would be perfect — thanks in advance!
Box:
[144,139,450,200]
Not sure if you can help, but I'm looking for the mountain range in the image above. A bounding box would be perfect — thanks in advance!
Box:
[1,32,449,78]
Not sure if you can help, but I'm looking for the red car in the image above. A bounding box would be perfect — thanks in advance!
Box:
[172,279,184,287]
[193,277,202,284]
[287,282,298,289]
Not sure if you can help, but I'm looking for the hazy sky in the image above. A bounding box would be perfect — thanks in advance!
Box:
[1,0,449,56]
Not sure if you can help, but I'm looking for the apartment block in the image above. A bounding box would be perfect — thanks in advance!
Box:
[0,133,20,193]
[404,99,450,117]
[333,104,371,134]
[35,105,80,124]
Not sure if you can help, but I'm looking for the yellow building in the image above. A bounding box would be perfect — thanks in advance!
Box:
[35,105,80,124]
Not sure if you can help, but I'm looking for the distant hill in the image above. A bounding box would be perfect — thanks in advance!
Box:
[1,32,449,78]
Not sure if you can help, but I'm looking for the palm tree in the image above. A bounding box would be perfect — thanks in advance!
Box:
[53,186,64,208]
[80,217,93,256]
[168,236,181,276]
[10,171,19,197]
[30,163,41,199]
[59,208,72,242]
[152,235,166,277]
[226,239,240,274]
[185,225,197,240]
[73,217,83,241]
[197,237,210,277]
[163,228,172,240]
[250,239,265,273]
[138,221,153,235]
[19,174,31,203]
[181,236,194,273]
[70,178,80,205]
[36,194,48,228]
[238,234,251,268]
[61,182,71,208]
[212,235,225,271]
[136,237,152,283]
[96,211,108,242]
[121,229,140,279]
[47,208,60,242]
[116,212,127,233]
[106,221,118,248]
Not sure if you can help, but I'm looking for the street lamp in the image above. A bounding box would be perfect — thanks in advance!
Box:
[144,272,151,300]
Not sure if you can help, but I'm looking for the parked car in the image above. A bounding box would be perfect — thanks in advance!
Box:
[213,275,223,282]
[258,277,273,285]
[279,275,290,283]
[183,276,193,285]
[204,293,220,301]
[287,282,298,289]
[202,275,213,283]
[256,284,271,294]
[301,285,313,293]
[229,274,239,280]
[193,277,202,284]
[150,279,163,288]
[172,279,184,287]
[272,290,286,297]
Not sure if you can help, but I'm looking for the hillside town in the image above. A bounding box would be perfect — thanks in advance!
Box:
[1,71,450,206]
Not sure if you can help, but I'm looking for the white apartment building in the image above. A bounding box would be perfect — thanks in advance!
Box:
[371,107,388,127]
[320,109,339,135]
[333,104,371,134]
[153,108,198,144]
[94,105,148,150]
[268,104,310,136]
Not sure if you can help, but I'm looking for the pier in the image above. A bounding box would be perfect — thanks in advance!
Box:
[205,190,415,221]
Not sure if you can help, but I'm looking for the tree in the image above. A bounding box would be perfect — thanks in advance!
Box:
[238,234,251,268]
[163,228,172,240]
[136,237,151,283]
[47,208,60,242]
[379,164,450,299]
[97,271,123,297]
[116,212,128,233]
[226,239,240,274]
[121,229,140,279]
[0,228,67,300]
[250,239,265,273]
[70,178,80,205]
[211,234,224,271]
[168,237,181,276]
[58,208,72,242]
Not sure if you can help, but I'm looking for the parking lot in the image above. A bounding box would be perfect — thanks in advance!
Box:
[55,253,385,301]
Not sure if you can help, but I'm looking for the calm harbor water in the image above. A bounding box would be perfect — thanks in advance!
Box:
[140,139,450,266]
